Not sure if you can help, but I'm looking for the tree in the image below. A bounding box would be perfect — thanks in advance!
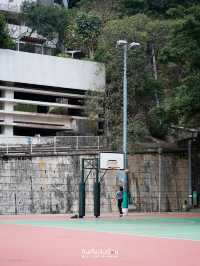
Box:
[160,5,200,126]
[73,0,121,23]
[84,90,105,134]
[22,1,70,53]
[68,0,82,8]
[95,14,170,146]
[120,0,146,15]
[0,14,14,49]
[61,0,200,143]
[119,0,169,15]
[119,0,200,16]
[66,12,102,59]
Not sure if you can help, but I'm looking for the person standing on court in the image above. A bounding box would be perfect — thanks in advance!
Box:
[116,186,123,217]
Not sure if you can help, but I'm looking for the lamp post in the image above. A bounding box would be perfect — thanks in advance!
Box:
[116,40,140,215]
[63,0,69,9]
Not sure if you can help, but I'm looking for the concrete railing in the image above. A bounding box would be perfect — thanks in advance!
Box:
[0,136,108,155]
[0,3,20,13]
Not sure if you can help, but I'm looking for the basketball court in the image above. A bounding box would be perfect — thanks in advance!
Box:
[0,212,200,266]
[0,153,199,265]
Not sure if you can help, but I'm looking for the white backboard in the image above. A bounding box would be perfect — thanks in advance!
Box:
[99,153,124,170]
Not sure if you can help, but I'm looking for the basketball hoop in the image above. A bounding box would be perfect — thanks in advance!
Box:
[99,153,124,170]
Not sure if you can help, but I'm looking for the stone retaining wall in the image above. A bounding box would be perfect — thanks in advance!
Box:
[0,151,188,214]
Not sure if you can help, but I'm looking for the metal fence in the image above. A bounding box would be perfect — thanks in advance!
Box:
[0,136,107,155]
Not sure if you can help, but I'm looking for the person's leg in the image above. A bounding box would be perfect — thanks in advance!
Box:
[117,199,121,214]
[118,199,123,215]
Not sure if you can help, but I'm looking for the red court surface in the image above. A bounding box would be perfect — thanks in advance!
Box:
[0,213,200,266]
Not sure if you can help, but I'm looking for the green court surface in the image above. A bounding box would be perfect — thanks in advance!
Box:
[1,216,200,241]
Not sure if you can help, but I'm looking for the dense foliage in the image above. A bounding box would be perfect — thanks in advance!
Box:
[75,0,200,146]
[0,14,14,49]
[22,1,70,53]
[65,12,102,59]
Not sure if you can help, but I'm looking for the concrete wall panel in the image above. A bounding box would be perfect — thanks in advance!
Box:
[0,49,105,91]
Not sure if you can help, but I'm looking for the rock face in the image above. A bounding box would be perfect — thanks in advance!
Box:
[0,151,188,215]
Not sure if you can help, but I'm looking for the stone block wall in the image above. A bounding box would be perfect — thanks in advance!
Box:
[0,155,119,215]
[128,152,188,211]
[0,151,189,215]
[0,156,80,214]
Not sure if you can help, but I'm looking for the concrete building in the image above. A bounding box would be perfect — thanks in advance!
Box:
[0,0,105,138]
[1,0,66,54]
[0,49,105,137]
[0,0,30,13]
[0,0,67,13]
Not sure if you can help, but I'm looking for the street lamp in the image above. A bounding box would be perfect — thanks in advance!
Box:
[116,40,140,216]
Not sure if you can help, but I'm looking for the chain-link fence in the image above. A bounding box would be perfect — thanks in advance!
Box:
[0,151,189,215]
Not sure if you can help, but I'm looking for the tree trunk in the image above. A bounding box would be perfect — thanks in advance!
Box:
[88,47,94,60]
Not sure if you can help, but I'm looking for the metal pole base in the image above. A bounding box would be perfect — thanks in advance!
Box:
[94,182,100,218]
[79,182,85,218]
[122,208,128,216]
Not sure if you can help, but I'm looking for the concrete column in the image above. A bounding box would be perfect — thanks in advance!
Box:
[2,89,14,136]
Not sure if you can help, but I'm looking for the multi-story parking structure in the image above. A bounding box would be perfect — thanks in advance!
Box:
[0,1,105,139]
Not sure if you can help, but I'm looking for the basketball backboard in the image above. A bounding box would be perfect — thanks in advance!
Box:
[99,152,124,170]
